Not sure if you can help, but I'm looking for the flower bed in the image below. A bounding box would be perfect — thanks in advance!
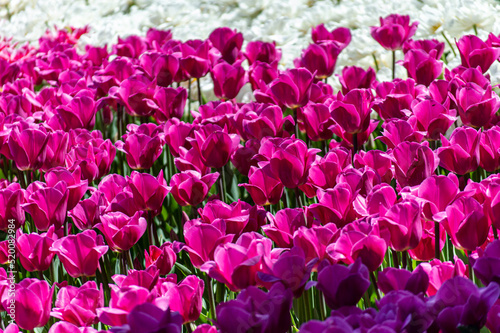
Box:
[0,7,500,333]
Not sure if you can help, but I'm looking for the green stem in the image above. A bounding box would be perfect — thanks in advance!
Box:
[369,271,381,300]
[197,78,203,106]
[441,31,457,57]
[206,275,217,320]
[391,249,399,268]
[372,53,379,72]
[435,221,440,259]
[392,50,396,80]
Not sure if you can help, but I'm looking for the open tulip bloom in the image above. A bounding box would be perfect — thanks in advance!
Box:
[2,12,500,333]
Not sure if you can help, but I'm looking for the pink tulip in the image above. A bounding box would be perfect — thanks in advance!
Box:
[210,61,247,100]
[480,126,500,172]
[293,224,338,264]
[353,150,393,184]
[96,211,147,252]
[410,98,456,140]
[301,102,335,141]
[42,130,69,171]
[170,170,219,206]
[16,226,56,272]
[370,14,418,51]
[339,66,377,94]
[402,49,443,86]
[163,118,193,157]
[8,125,48,171]
[248,61,279,91]
[240,165,284,206]
[377,119,425,149]
[154,275,204,323]
[0,182,25,230]
[437,126,480,175]
[139,53,179,87]
[69,191,105,230]
[306,184,354,227]
[51,281,103,326]
[245,41,281,65]
[312,24,351,49]
[457,35,500,73]
[109,74,156,117]
[48,322,97,333]
[419,258,468,296]
[1,278,53,331]
[329,89,372,134]
[54,95,96,131]
[403,38,445,59]
[268,68,315,109]
[391,141,438,188]
[145,242,176,275]
[373,78,423,120]
[149,87,187,122]
[208,27,243,64]
[294,42,341,79]
[45,166,88,210]
[451,82,500,128]
[262,208,317,249]
[127,170,170,215]
[50,230,108,278]
[353,183,397,217]
[115,123,164,170]
[112,266,160,291]
[179,40,211,78]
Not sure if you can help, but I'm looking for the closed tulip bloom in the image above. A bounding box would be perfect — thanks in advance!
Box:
[55,95,96,131]
[42,130,69,171]
[127,170,170,215]
[378,199,423,252]
[373,78,422,120]
[268,68,314,109]
[410,98,456,140]
[408,220,446,262]
[110,74,156,117]
[154,275,204,323]
[139,53,179,87]
[209,27,243,64]
[377,119,424,149]
[16,226,56,272]
[248,61,279,91]
[115,128,164,171]
[50,230,108,278]
[339,66,377,94]
[96,211,147,252]
[306,184,354,227]
[402,49,443,86]
[1,278,54,331]
[294,42,341,79]
[457,35,500,73]
[437,126,480,175]
[245,41,281,65]
[452,82,500,128]
[240,165,284,206]
[8,125,48,171]
[403,38,445,59]
[149,87,187,122]
[22,181,69,231]
[391,141,438,188]
[315,259,370,309]
[312,24,351,50]
[434,196,489,252]
[370,14,418,51]
[210,61,247,100]
[51,281,103,327]
[480,126,500,172]
[378,266,429,295]
[45,167,88,210]
[145,242,176,275]
[268,137,320,189]
[189,124,240,169]
[69,191,105,230]
[180,219,233,268]
[0,182,25,230]
[330,89,372,134]
[473,240,500,286]
[163,118,194,157]
[216,283,293,333]
[179,39,211,78]
[301,102,335,141]
[293,224,338,264]
[170,170,219,206]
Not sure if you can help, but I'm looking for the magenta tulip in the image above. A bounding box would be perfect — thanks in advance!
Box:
[96,211,147,252]
[169,170,218,206]
[457,34,500,73]
[370,14,418,51]
[437,126,480,175]
[268,68,314,109]
[16,226,56,272]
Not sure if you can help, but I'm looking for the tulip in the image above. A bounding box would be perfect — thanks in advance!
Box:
[22,181,69,231]
[193,325,217,333]
[378,199,423,252]
[231,139,260,176]
[391,141,438,188]
[428,277,500,331]
[148,87,187,122]
[301,148,351,193]
[403,38,445,58]
[353,150,393,184]
[410,98,456,140]
[163,118,193,157]
[353,183,397,217]
[179,39,211,78]
[451,82,500,128]
[299,317,352,333]
[370,14,418,51]
[457,34,500,73]
[419,258,468,296]
[312,24,351,49]
[240,164,284,206]
[402,48,443,86]
[487,301,500,333]
[293,224,338,264]
[51,281,103,327]
[144,242,176,275]
[315,259,370,309]
[109,74,156,117]
[170,170,218,207]
[8,126,48,171]
[268,68,314,109]
[473,240,500,286]
[248,61,279,91]
[16,226,56,272]
[411,174,460,220]
[54,95,96,131]
[301,102,335,141]
[216,283,293,333]
[96,211,147,252]
[1,278,54,331]
[237,103,293,140]
[112,266,160,290]
[188,124,240,169]
[329,89,372,134]
[262,208,314,248]
[42,130,69,171]
[408,220,446,262]
[339,66,377,94]
[436,126,480,175]
[69,191,105,230]
[139,53,179,87]
[208,27,243,64]
[97,285,157,327]
[377,119,424,149]
[112,35,147,58]
[108,303,183,333]
[480,126,500,172]
[210,61,247,100]
[50,230,108,278]
[48,322,97,333]
[45,166,88,210]
[306,184,354,227]
[373,78,422,120]
[0,182,25,230]
[245,41,281,65]
[154,275,204,323]
[294,42,341,79]
[115,126,164,171]
[378,266,429,295]
[127,170,170,215]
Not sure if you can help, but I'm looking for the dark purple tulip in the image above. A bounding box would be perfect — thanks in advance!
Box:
[315,259,370,309]
[473,240,500,286]
[208,27,244,64]
[370,14,418,50]
[457,34,500,73]
[429,277,500,331]
[378,266,429,295]
[294,42,341,80]
[210,61,247,100]
[437,126,480,175]
[108,303,183,333]
[312,24,351,50]
[245,41,281,65]
[402,48,443,86]
[339,66,377,94]
[299,317,352,333]
[216,283,293,333]
[268,68,314,109]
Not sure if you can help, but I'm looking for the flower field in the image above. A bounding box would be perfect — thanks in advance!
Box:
[2,0,500,332]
